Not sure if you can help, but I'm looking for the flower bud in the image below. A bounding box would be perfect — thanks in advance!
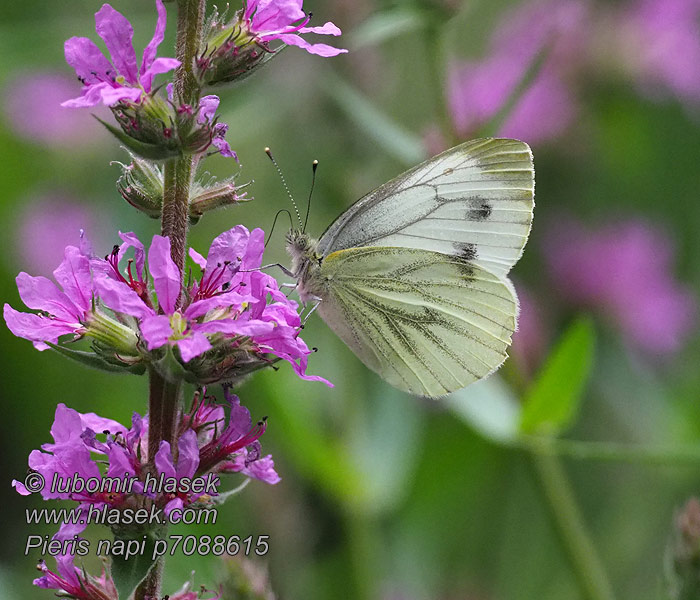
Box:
[114,153,164,219]
[196,7,275,87]
[99,94,224,161]
[189,176,250,224]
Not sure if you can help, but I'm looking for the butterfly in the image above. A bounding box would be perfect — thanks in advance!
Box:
[285,138,534,398]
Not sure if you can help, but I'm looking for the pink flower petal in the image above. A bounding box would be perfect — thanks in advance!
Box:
[95,4,139,84]
[52,246,93,314]
[63,37,113,86]
[148,235,181,314]
[141,0,169,75]
[175,331,212,362]
[299,22,342,36]
[141,57,181,92]
[276,33,347,56]
[94,276,153,318]
[139,314,173,350]
[15,272,81,322]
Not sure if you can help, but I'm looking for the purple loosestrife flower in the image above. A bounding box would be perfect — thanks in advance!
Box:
[62,0,179,108]
[198,0,346,86]
[194,389,280,484]
[3,232,141,364]
[447,0,587,144]
[155,429,205,516]
[98,226,330,384]
[544,218,697,357]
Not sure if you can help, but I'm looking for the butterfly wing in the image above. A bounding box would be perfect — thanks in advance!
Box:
[316,246,518,398]
[317,138,534,277]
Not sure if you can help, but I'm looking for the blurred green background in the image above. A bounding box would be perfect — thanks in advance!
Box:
[2,0,700,599]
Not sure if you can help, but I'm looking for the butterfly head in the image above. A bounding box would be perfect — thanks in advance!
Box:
[285,229,321,277]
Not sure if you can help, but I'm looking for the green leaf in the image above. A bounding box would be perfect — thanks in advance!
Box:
[324,72,427,166]
[95,117,182,161]
[47,343,146,375]
[110,531,160,600]
[447,375,521,445]
[519,317,596,436]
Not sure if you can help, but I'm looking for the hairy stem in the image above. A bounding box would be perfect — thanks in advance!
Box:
[528,441,616,600]
[137,2,204,599]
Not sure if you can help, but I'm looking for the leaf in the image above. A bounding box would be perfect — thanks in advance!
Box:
[324,73,428,166]
[110,531,160,600]
[447,375,521,445]
[519,317,596,436]
[47,343,146,375]
[95,117,182,162]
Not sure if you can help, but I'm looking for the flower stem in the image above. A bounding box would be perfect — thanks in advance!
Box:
[527,440,617,600]
[137,3,205,600]
[161,0,205,276]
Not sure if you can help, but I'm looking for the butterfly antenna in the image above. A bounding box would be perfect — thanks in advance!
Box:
[303,159,319,233]
[265,147,303,229]
[265,209,294,247]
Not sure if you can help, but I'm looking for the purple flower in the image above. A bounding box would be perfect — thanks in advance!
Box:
[544,218,697,356]
[197,390,280,484]
[98,226,330,383]
[243,0,347,57]
[4,239,93,350]
[63,0,180,108]
[34,555,117,600]
[198,95,238,160]
[156,429,205,515]
[616,0,700,104]
[447,0,587,144]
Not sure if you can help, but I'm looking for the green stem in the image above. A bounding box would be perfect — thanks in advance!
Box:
[136,3,204,600]
[527,440,616,600]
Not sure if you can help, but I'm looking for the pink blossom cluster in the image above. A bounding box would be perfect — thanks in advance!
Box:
[4,226,329,384]
[17,390,274,598]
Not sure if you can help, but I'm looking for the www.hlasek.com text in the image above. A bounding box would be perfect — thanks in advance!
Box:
[26,501,218,529]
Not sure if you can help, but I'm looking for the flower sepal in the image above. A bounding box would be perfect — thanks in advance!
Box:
[115,153,164,219]
[47,342,147,375]
[189,176,251,224]
[197,7,275,87]
[97,115,182,161]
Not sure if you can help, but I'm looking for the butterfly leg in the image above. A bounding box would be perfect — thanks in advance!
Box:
[260,263,295,277]
[302,300,322,326]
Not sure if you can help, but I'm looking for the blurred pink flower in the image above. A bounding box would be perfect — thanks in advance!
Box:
[617,0,700,104]
[3,72,105,147]
[11,194,107,276]
[544,219,697,356]
[447,0,588,144]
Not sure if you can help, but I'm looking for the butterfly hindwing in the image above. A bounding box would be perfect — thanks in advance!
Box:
[316,246,518,397]
[317,138,534,277]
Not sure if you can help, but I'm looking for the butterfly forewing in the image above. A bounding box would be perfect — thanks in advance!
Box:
[317,138,534,277]
[316,246,518,397]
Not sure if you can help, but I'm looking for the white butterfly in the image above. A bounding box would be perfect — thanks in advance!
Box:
[286,138,534,398]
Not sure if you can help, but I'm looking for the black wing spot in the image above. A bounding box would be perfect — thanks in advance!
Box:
[454,242,478,261]
[467,199,492,221]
